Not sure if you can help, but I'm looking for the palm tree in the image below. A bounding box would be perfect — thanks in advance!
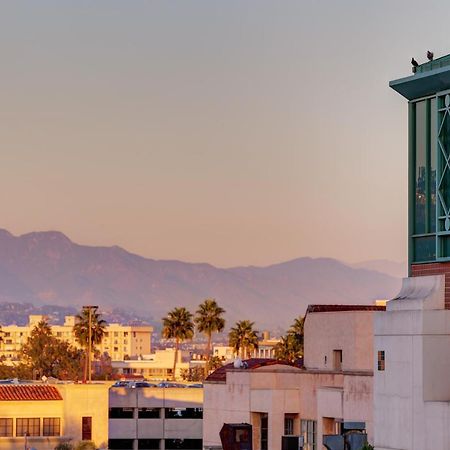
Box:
[162,307,194,380]
[73,307,107,382]
[274,315,304,362]
[228,320,259,359]
[194,298,225,372]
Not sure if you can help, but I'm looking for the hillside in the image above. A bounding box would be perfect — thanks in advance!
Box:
[0,229,401,329]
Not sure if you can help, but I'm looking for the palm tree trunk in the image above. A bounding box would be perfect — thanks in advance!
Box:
[204,332,212,377]
[172,338,179,381]
[83,349,88,383]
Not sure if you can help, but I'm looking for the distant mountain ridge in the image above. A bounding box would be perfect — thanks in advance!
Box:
[0,229,401,329]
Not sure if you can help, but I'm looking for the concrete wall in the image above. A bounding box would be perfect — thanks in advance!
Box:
[204,367,373,450]
[374,275,450,450]
[304,310,375,371]
[109,386,203,445]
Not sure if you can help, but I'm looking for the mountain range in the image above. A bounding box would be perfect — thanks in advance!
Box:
[0,229,403,330]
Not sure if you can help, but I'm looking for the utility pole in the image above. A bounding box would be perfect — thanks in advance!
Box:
[82,305,98,383]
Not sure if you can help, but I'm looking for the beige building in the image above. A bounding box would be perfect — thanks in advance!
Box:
[112,349,193,381]
[0,315,153,362]
[203,304,384,450]
[109,385,203,450]
[0,382,109,450]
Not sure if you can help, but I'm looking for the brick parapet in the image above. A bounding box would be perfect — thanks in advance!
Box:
[411,263,450,308]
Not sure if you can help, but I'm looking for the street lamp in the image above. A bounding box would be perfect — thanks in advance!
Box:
[82,305,98,383]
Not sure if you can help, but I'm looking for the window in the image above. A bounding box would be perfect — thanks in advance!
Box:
[165,408,203,419]
[0,419,13,437]
[284,414,296,435]
[109,439,135,449]
[378,351,385,371]
[16,418,40,436]
[138,439,160,449]
[138,408,161,419]
[333,350,342,371]
[43,418,60,436]
[109,408,134,419]
[260,413,268,450]
[165,439,203,449]
[301,420,317,450]
[82,417,92,441]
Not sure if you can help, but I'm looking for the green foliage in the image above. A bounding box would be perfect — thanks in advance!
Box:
[54,440,73,450]
[180,366,204,382]
[361,444,374,450]
[228,320,259,359]
[73,441,96,450]
[194,298,226,375]
[73,308,107,350]
[207,355,223,371]
[274,315,304,363]
[162,307,194,380]
[20,319,83,380]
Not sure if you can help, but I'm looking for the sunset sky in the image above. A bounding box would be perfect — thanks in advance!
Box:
[1,1,448,267]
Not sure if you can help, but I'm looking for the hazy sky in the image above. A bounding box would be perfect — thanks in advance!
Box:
[1,1,449,267]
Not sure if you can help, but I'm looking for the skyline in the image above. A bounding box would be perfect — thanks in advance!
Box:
[2,1,449,266]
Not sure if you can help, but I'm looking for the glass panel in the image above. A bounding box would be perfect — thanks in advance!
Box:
[138,439,160,450]
[43,418,60,436]
[109,408,134,419]
[109,439,135,450]
[413,236,436,261]
[415,101,427,234]
[165,439,203,450]
[431,97,437,231]
[0,419,13,437]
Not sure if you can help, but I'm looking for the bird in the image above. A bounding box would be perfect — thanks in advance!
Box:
[411,57,419,67]
[427,50,434,61]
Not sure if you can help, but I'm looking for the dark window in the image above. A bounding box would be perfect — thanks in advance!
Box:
[138,439,160,449]
[260,414,268,450]
[0,418,13,437]
[333,350,342,370]
[109,439,134,449]
[82,416,92,441]
[165,408,203,419]
[138,408,161,419]
[165,439,203,449]
[43,418,60,436]
[16,418,40,437]
[378,351,385,371]
[109,408,134,419]
[284,415,295,435]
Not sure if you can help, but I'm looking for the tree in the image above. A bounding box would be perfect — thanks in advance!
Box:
[20,319,83,380]
[162,307,194,380]
[274,315,304,363]
[194,298,225,374]
[73,307,107,382]
[228,320,259,359]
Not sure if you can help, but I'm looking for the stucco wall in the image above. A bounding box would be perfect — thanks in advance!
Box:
[304,311,375,371]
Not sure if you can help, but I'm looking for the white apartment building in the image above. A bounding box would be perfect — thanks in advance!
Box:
[0,315,153,362]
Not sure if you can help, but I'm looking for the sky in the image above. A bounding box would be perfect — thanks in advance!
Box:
[1,0,449,268]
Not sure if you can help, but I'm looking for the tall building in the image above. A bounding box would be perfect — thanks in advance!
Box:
[374,53,450,450]
[0,315,153,362]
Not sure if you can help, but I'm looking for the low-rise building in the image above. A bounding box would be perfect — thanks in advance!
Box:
[0,382,109,450]
[203,304,384,450]
[109,385,203,450]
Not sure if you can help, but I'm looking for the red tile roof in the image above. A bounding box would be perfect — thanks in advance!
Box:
[206,358,302,383]
[0,385,63,401]
[306,304,386,314]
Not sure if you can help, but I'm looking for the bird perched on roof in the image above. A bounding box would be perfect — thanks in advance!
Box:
[411,57,419,73]
[427,50,434,61]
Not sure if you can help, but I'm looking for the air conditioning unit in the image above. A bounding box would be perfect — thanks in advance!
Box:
[281,435,304,450]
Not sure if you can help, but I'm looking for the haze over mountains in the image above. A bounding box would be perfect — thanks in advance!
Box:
[0,229,402,330]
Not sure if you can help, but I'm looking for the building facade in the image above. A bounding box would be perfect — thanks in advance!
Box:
[0,382,109,450]
[204,305,382,450]
[109,385,203,450]
[0,315,153,362]
[373,52,450,450]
